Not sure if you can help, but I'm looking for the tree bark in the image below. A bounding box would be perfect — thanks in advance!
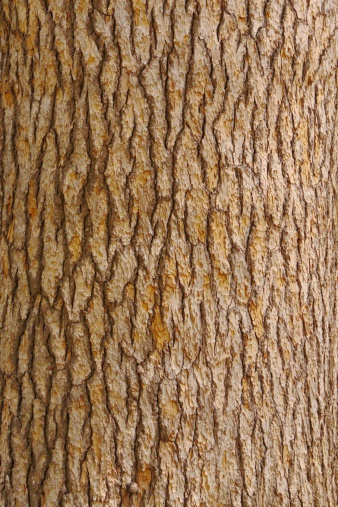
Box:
[1,0,337,505]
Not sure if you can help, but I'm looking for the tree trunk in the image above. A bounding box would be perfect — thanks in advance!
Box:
[0,0,337,505]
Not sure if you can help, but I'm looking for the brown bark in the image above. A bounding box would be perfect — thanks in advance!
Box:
[0,0,337,505]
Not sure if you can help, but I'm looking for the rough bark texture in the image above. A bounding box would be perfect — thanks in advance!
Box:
[0,0,337,506]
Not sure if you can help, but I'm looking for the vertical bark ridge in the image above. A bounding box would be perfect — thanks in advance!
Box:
[0,0,337,505]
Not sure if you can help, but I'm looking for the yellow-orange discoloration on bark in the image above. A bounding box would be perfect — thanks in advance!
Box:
[1,0,337,505]
[151,305,170,351]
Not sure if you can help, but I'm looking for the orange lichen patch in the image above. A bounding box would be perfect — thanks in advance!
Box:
[28,201,37,219]
[151,305,170,350]
[239,213,250,231]
[68,234,82,262]
[136,466,152,492]
[1,81,14,107]
[93,215,108,241]
[75,0,89,16]
[2,253,9,277]
[132,0,148,25]
[86,54,96,66]
[94,181,104,196]
[26,28,38,56]
[136,169,152,188]
[203,274,211,288]
[241,376,248,391]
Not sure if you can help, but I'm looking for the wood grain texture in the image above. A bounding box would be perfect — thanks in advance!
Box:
[0,0,337,505]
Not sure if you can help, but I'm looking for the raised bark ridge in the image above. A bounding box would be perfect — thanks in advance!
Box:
[0,0,337,505]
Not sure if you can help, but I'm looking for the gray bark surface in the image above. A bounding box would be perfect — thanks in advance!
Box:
[0,0,337,505]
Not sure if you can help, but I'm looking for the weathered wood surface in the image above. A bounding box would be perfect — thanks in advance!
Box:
[0,0,337,505]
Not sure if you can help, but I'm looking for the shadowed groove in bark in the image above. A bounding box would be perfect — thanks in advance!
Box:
[0,0,337,506]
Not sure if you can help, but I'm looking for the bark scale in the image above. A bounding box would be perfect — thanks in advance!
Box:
[0,0,337,506]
